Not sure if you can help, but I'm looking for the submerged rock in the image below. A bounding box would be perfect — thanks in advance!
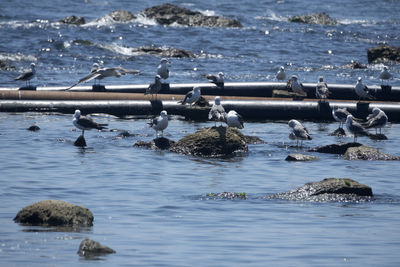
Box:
[59,15,86,25]
[203,192,247,200]
[27,125,40,131]
[268,178,373,202]
[14,200,94,227]
[367,45,400,63]
[329,127,346,137]
[132,46,195,58]
[285,153,319,161]
[142,3,242,28]
[109,10,136,22]
[289,12,337,25]
[74,135,87,147]
[342,60,368,69]
[310,142,362,154]
[134,137,175,150]
[170,126,248,157]
[0,60,16,71]
[78,239,116,258]
[343,145,400,160]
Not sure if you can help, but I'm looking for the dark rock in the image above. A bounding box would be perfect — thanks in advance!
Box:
[343,60,368,69]
[268,178,373,202]
[170,126,248,157]
[285,153,319,161]
[14,200,94,227]
[74,135,87,147]
[27,125,40,131]
[0,60,16,71]
[142,3,242,28]
[59,15,86,26]
[78,238,116,258]
[132,46,195,58]
[109,10,136,22]
[329,127,346,137]
[367,45,400,63]
[368,133,388,140]
[243,135,264,144]
[134,137,175,150]
[343,145,400,160]
[310,142,362,154]
[203,192,247,200]
[289,12,337,25]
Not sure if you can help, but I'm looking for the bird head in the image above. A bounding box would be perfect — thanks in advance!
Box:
[161,110,168,117]
[319,76,324,82]
[194,87,201,93]
[218,72,224,78]
[74,109,81,118]
[214,96,221,105]
[372,107,381,115]
[357,77,362,82]
[160,58,169,64]
[155,75,161,80]
[383,66,388,71]
[346,114,353,123]
[290,75,298,81]
[280,66,285,71]
[288,119,301,128]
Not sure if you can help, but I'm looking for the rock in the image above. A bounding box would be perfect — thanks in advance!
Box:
[74,135,87,147]
[170,126,248,157]
[203,192,247,200]
[310,142,362,154]
[268,178,373,202]
[134,137,175,150]
[343,145,400,160]
[0,60,16,71]
[289,12,337,25]
[109,10,136,22]
[328,127,346,137]
[272,89,306,99]
[14,200,94,227]
[342,60,368,69]
[59,15,86,25]
[368,133,388,140]
[78,239,116,258]
[367,45,400,63]
[142,3,242,28]
[285,153,319,161]
[132,46,195,58]
[27,125,40,131]
[243,135,264,144]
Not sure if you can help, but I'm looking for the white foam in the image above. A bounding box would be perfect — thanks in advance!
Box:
[0,52,37,62]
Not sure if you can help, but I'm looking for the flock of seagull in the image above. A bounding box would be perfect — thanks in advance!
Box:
[12,60,393,145]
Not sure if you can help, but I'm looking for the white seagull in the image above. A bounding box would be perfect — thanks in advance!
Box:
[148,110,168,136]
[226,110,244,129]
[14,63,36,87]
[316,76,330,101]
[363,107,388,134]
[379,66,392,85]
[355,77,374,100]
[72,109,108,137]
[276,66,286,81]
[205,72,224,88]
[145,75,162,99]
[208,96,226,126]
[179,87,201,106]
[346,115,370,142]
[66,64,140,90]
[157,58,169,83]
[288,119,312,147]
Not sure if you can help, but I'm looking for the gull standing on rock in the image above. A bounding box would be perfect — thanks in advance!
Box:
[73,109,108,137]
[288,119,312,147]
[355,77,374,100]
[226,110,244,129]
[205,72,224,88]
[145,75,162,99]
[276,66,286,81]
[148,110,168,136]
[379,66,392,85]
[14,63,36,87]
[363,107,388,134]
[316,76,330,101]
[157,58,170,83]
[346,115,370,142]
[179,87,201,106]
[208,96,226,126]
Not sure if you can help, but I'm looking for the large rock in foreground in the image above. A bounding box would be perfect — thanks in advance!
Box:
[78,239,116,258]
[367,45,400,63]
[170,126,248,157]
[14,200,93,227]
[268,178,373,202]
[289,12,337,25]
[344,145,400,160]
[142,3,242,28]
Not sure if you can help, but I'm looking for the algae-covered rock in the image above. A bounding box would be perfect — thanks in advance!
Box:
[14,200,94,227]
[310,142,362,154]
[59,15,86,25]
[78,239,116,258]
[289,12,337,25]
[367,45,400,63]
[134,137,175,150]
[170,126,248,157]
[343,145,400,160]
[285,153,319,161]
[132,46,195,58]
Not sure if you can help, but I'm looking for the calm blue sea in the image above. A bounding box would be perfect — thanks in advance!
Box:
[1,0,400,266]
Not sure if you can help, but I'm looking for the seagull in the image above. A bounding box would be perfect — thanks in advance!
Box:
[157,58,169,83]
[208,96,226,126]
[145,75,162,99]
[66,65,140,90]
[316,76,330,101]
[14,63,36,87]
[205,72,224,88]
[346,115,370,142]
[379,66,392,85]
[72,109,108,137]
[178,87,201,106]
[276,66,286,81]
[289,75,307,97]
[332,107,352,128]
[226,110,244,129]
[148,110,168,136]
[355,77,374,100]
[363,107,388,134]
[288,119,312,147]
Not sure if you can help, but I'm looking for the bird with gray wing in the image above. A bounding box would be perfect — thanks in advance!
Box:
[157,58,169,83]
[363,107,388,134]
[148,110,168,137]
[355,77,374,101]
[178,87,201,106]
[346,115,370,142]
[226,110,244,129]
[316,76,330,101]
[288,119,311,147]
[14,63,36,87]
[379,66,392,85]
[72,109,108,137]
[208,96,226,126]
[205,72,224,88]
[145,75,162,100]
[276,66,286,81]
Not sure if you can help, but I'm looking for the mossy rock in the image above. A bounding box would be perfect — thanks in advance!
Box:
[78,239,116,258]
[289,12,337,25]
[343,145,400,160]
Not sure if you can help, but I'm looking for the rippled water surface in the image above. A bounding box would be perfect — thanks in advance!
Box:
[1,0,400,266]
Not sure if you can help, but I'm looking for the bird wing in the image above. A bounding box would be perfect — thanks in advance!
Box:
[206,74,218,83]
[113,67,140,75]
[237,113,244,128]
[14,70,34,81]
[65,72,102,90]
[181,91,193,104]
[78,117,107,130]
[365,114,387,128]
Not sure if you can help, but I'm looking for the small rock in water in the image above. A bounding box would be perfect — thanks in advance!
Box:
[74,135,87,147]
[285,153,319,161]
[310,142,362,154]
[204,192,247,200]
[59,15,86,25]
[368,133,388,140]
[78,238,116,258]
[27,125,40,131]
[329,127,346,136]
[343,145,400,160]
[134,137,175,150]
